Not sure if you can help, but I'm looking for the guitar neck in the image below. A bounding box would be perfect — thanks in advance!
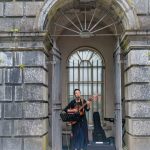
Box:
[79,98,92,111]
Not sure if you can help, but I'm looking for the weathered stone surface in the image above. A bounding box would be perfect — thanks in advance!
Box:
[126,118,150,135]
[14,119,48,136]
[126,101,150,117]
[0,68,3,84]
[138,16,150,29]
[125,50,150,68]
[0,86,12,101]
[23,103,48,118]
[0,3,3,17]
[5,2,23,16]
[5,68,22,84]
[23,85,48,101]
[0,138,2,149]
[15,86,23,101]
[15,85,48,101]
[126,133,150,150]
[24,135,48,150]
[5,86,12,101]
[24,68,47,84]
[4,103,23,118]
[0,103,1,118]
[0,86,5,100]
[15,51,47,67]
[0,52,13,66]
[24,138,43,150]
[133,0,149,14]
[0,17,35,32]
[25,2,43,16]
[3,138,22,150]
[124,66,150,84]
[125,84,150,100]
[0,120,12,136]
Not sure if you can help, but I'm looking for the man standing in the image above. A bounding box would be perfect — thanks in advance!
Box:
[64,89,91,150]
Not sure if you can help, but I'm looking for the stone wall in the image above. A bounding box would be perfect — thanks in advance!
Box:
[123,32,150,150]
[0,32,49,150]
[0,1,44,32]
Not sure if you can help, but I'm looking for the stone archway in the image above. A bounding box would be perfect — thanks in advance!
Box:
[35,0,139,31]
[35,1,140,150]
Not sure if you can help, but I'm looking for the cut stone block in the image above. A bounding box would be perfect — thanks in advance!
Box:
[125,84,150,100]
[4,103,23,118]
[14,119,48,136]
[23,103,48,118]
[3,138,22,150]
[126,101,150,117]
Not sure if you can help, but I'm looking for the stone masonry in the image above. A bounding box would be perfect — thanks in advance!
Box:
[0,32,49,150]
[0,0,150,150]
[123,32,150,150]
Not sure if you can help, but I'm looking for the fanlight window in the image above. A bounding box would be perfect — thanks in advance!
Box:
[67,48,105,124]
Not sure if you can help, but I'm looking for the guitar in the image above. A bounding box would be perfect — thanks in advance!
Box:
[67,95,100,125]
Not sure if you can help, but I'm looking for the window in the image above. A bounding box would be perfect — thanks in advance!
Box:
[67,48,105,124]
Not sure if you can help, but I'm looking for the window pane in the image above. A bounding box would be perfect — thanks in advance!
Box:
[79,84,92,95]
[67,49,104,125]
[80,68,91,81]
[69,68,73,81]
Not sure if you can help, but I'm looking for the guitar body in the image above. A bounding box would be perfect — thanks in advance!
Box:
[65,95,99,125]
[66,108,84,125]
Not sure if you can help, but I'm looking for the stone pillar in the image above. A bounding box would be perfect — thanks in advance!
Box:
[48,40,62,150]
[0,32,49,150]
[123,31,150,150]
[114,38,122,150]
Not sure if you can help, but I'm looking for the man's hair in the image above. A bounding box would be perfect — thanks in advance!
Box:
[74,89,80,95]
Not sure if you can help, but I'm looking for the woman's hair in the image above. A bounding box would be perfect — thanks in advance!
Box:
[74,89,80,95]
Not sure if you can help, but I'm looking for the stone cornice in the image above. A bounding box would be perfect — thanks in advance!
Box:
[0,31,47,41]
[0,31,51,55]
[120,30,150,53]
[121,30,150,42]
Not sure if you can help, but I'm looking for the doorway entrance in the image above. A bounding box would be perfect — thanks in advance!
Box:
[36,0,139,150]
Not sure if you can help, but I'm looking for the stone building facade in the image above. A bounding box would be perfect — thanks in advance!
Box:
[0,0,150,150]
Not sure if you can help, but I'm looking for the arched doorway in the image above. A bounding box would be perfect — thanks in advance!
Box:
[36,1,139,150]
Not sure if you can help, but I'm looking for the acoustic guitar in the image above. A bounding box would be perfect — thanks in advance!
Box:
[67,95,99,125]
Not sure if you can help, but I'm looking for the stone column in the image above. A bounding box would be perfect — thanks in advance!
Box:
[0,32,49,150]
[48,40,62,150]
[114,38,122,150]
[122,31,150,150]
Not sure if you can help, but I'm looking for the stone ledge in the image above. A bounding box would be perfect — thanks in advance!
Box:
[0,31,46,40]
